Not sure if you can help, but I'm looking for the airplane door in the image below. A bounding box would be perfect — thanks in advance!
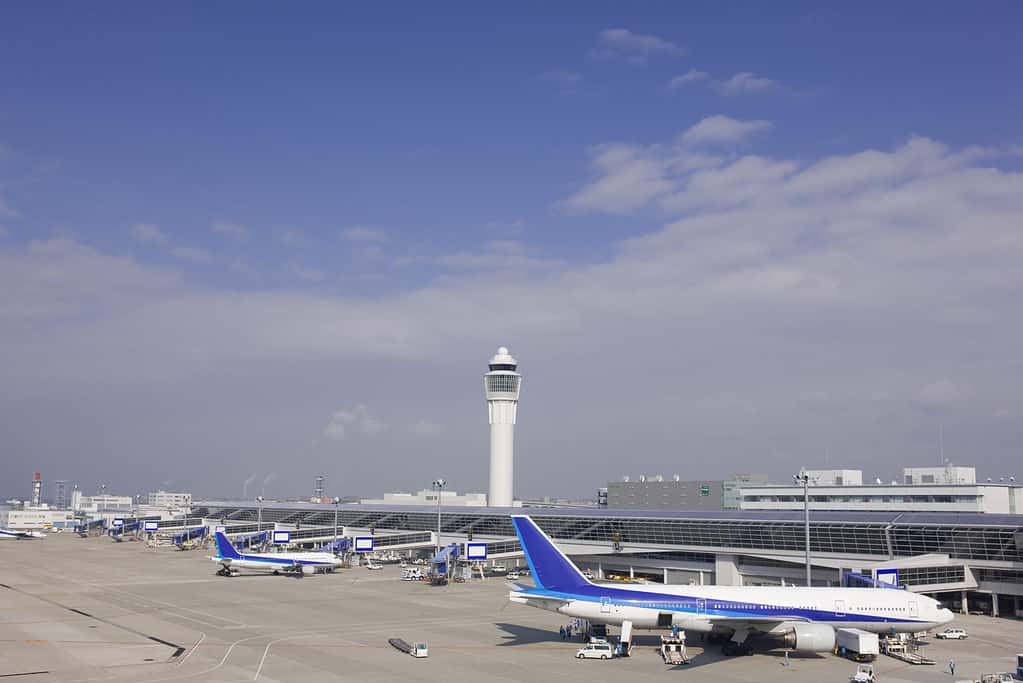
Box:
[600,596,611,614]
[696,599,706,614]
[908,600,918,618]
[835,599,846,616]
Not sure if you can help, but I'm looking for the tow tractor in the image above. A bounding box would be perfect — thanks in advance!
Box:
[388,638,428,658]
[850,664,876,683]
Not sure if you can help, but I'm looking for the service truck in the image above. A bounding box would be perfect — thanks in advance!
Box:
[837,628,880,661]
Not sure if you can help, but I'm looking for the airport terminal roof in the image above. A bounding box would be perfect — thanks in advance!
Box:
[194,500,1023,528]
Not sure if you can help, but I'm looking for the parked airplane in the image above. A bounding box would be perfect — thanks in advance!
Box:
[508,515,953,657]
[211,532,341,577]
[0,529,45,540]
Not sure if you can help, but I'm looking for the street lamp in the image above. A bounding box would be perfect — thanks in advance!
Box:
[432,479,445,554]
[256,495,264,544]
[333,496,341,554]
[793,470,815,587]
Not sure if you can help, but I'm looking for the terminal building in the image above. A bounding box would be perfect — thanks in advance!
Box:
[191,499,1023,620]
[359,489,488,506]
[739,467,1023,514]
[605,474,768,510]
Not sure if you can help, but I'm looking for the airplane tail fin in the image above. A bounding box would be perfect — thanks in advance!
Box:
[214,531,241,559]
[511,516,592,593]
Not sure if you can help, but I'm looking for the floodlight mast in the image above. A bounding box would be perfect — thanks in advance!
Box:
[432,479,445,554]
[333,496,341,554]
[793,471,815,586]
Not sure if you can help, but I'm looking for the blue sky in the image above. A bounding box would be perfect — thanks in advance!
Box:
[1,3,1022,500]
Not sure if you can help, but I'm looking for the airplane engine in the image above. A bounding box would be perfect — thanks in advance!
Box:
[301,565,316,575]
[781,623,835,652]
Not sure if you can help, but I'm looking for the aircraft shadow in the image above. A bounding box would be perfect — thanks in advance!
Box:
[665,647,824,669]
[494,622,573,646]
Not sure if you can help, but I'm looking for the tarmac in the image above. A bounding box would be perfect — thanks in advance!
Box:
[1,533,1020,682]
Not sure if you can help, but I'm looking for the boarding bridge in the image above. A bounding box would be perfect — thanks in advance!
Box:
[432,544,460,576]
[281,526,435,552]
[172,527,207,546]
[208,521,276,536]
[154,517,206,530]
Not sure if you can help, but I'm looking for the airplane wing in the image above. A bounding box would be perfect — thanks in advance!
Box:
[508,587,575,612]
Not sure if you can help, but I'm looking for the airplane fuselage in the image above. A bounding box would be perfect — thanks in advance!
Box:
[511,582,951,634]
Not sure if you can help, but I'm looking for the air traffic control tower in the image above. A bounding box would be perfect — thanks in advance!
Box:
[485,346,521,507]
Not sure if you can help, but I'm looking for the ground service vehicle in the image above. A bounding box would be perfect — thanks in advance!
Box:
[388,639,428,658]
[576,642,614,660]
[850,664,876,683]
[836,628,879,661]
[936,628,968,640]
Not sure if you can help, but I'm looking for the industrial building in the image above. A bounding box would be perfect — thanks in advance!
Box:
[192,500,1023,620]
[359,489,488,506]
[739,466,1023,514]
[606,474,768,509]
[0,506,77,530]
[147,490,192,509]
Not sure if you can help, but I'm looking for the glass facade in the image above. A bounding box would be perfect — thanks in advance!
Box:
[193,505,1023,564]
[486,375,520,394]
[898,565,966,586]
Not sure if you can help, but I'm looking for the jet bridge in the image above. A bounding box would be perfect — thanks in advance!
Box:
[431,544,461,576]
[173,526,208,547]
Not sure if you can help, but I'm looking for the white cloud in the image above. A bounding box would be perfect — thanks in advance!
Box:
[916,380,973,407]
[562,116,772,214]
[717,72,777,96]
[560,144,676,214]
[3,134,1023,493]
[413,419,444,436]
[287,262,325,283]
[131,223,169,245]
[680,115,771,146]
[539,69,582,90]
[666,69,708,90]
[323,405,385,440]
[590,28,684,64]
[212,221,249,240]
[340,226,387,242]
[170,246,213,264]
[276,229,308,247]
[396,240,560,273]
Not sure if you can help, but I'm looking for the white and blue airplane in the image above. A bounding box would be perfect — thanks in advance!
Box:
[211,532,341,577]
[508,515,954,657]
[0,529,45,540]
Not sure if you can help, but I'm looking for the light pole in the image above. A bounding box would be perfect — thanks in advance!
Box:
[793,470,814,587]
[432,479,445,554]
[333,496,340,554]
[256,495,264,546]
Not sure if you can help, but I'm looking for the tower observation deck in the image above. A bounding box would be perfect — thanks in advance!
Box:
[485,347,521,507]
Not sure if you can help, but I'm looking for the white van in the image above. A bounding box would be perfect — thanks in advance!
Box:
[576,642,614,660]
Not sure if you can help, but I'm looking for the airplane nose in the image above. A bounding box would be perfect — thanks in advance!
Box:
[939,608,954,624]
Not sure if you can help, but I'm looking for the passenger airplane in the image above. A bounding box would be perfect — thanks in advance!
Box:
[0,529,45,540]
[508,516,953,657]
[211,532,341,577]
